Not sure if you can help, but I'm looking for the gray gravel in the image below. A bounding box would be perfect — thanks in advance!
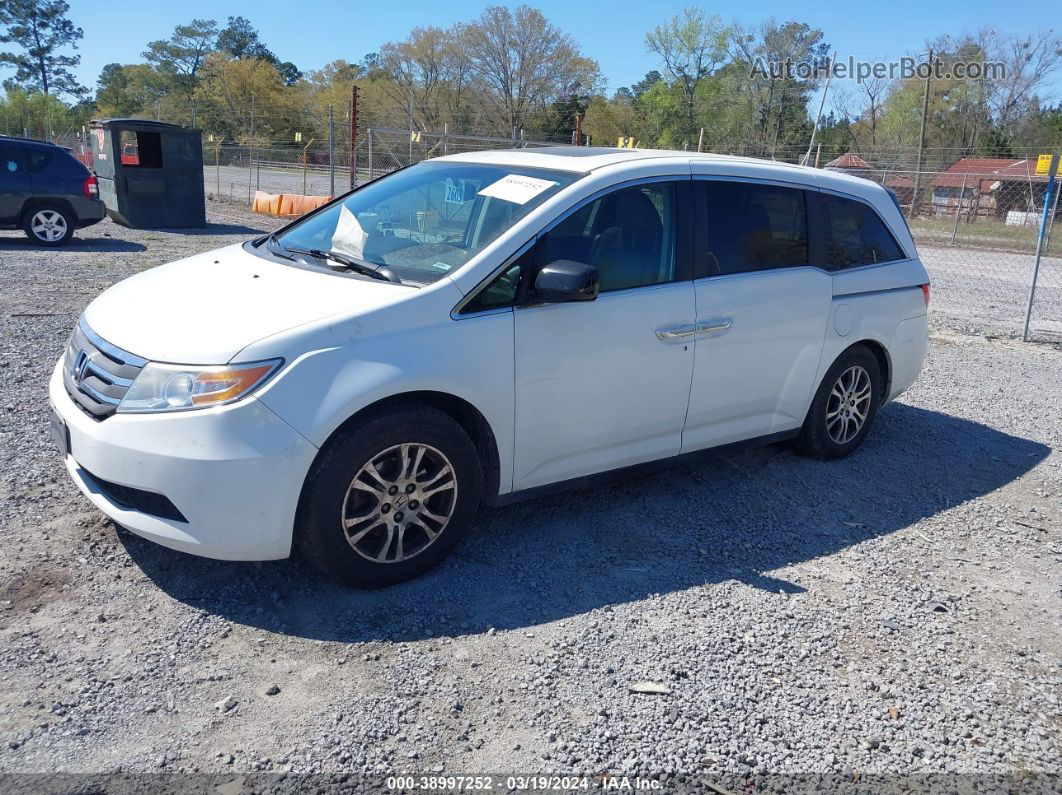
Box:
[0,206,1059,790]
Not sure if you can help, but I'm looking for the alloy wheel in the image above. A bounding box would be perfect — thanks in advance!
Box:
[31,210,68,242]
[341,443,458,563]
[825,365,872,444]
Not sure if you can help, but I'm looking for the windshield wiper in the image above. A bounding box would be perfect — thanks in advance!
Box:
[266,235,402,284]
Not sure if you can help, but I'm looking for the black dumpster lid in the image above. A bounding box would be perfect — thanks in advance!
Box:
[90,118,200,132]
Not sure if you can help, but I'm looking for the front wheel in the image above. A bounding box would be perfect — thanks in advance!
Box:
[296,402,483,587]
[794,345,883,459]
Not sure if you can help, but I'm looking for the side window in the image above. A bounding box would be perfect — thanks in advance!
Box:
[26,150,52,173]
[535,182,677,292]
[702,181,808,274]
[0,145,23,175]
[460,247,533,314]
[820,194,905,269]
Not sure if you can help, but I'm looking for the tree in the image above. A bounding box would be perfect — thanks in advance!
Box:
[464,5,599,133]
[730,19,829,157]
[378,25,474,130]
[216,16,274,61]
[645,8,728,143]
[143,19,217,79]
[95,63,179,119]
[0,0,85,97]
[194,51,301,143]
[214,16,300,86]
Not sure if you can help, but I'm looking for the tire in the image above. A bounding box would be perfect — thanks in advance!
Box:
[295,402,483,587]
[23,204,75,247]
[794,344,883,460]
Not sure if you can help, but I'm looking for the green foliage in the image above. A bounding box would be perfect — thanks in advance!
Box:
[0,84,88,136]
[2,1,1060,163]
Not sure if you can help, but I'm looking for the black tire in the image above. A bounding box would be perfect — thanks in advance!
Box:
[295,401,483,587]
[794,344,883,460]
[22,203,75,247]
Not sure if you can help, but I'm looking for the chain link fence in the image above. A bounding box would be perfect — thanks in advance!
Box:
[201,128,563,203]
[825,165,1061,344]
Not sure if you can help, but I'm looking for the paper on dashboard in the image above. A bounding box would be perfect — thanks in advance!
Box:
[478,174,557,205]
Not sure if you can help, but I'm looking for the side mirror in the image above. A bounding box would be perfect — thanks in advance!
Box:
[534,259,599,303]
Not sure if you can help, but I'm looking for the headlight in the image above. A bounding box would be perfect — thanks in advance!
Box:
[117,359,282,414]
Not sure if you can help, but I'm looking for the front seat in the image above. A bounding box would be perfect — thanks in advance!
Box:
[589,189,663,291]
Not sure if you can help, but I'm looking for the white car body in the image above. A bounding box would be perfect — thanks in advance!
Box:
[49,148,929,561]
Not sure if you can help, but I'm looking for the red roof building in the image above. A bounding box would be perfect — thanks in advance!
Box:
[824,153,872,170]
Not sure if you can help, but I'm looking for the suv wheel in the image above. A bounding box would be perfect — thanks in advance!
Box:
[794,344,883,459]
[24,204,75,247]
[296,402,483,587]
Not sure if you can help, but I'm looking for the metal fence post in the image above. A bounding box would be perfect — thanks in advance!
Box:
[328,105,335,197]
[367,128,374,182]
[302,138,315,195]
[1022,154,1060,341]
[950,173,967,245]
[1045,176,1061,255]
[247,94,255,203]
[215,141,221,199]
[443,122,448,156]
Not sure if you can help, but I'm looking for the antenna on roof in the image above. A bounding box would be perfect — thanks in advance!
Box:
[801,51,834,167]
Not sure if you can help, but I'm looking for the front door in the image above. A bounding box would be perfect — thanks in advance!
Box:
[513,180,697,490]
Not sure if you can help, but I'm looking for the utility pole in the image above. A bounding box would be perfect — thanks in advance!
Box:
[574,113,583,146]
[349,85,359,190]
[328,105,335,197]
[910,49,933,218]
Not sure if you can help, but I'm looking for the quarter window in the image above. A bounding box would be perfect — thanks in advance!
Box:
[535,183,677,292]
[820,194,905,269]
[460,248,532,314]
[702,181,808,274]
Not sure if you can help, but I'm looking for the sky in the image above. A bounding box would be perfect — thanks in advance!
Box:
[60,0,1062,110]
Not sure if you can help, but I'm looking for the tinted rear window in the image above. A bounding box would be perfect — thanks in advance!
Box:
[26,149,53,173]
[820,194,905,269]
[702,181,809,274]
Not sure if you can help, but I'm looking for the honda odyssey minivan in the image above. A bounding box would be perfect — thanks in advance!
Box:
[49,148,929,586]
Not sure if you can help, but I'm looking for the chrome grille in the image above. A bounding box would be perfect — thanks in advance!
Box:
[63,320,146,420]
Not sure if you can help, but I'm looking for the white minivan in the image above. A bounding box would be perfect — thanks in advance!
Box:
[49,148,929,586]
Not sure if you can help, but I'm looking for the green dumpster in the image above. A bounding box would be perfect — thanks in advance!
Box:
[89,119,205,228]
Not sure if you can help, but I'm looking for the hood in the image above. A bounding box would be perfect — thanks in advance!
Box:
[83,243,411,364]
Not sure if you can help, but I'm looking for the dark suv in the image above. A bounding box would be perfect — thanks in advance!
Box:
[0,136,106,246]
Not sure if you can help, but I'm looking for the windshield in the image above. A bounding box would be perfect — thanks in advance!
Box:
[271,160,578,285]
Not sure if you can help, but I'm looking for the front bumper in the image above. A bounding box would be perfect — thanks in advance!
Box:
[49,359,319,560]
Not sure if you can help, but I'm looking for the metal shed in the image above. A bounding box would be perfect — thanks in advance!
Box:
[89,119,205,228]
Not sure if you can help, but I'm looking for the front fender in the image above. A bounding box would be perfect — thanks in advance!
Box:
[255,312,516,495]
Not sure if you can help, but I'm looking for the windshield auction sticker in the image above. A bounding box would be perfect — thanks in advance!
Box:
[478,174,558,205]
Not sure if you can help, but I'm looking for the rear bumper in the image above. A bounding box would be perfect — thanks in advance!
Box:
[49,359,319,560]
[887,313,929,402]
[73,197,106,227]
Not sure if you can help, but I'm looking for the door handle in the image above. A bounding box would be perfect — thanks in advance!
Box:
[655,323,696,341]
[695,318,733,335]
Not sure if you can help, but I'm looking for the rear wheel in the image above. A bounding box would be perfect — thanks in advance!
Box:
[23,204,74,247]
[296,402,483,587]
[794,344,883,459]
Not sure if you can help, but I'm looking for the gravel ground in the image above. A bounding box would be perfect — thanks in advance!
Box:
[0,207,1059,792]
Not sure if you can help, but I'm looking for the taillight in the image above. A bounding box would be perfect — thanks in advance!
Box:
[921,283,931,306]
[83,174,98,197]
